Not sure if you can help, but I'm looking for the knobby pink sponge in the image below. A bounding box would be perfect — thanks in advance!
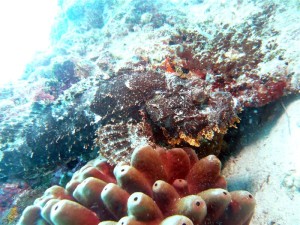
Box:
[17,145,255,225]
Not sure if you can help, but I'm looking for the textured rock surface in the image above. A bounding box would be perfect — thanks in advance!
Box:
[0,75,99,179]
[89,0,300,163]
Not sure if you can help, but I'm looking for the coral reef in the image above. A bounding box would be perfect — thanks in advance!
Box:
[89,0,299,163]
[161,14,290,108]
[0,180,28,219]
[51,0,108,41]
[0,74,99,180]
[1,0,299,181]
[17,145,255,225]
[1,2,299,223]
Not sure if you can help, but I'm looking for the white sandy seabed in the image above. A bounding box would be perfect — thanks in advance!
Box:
[222,98,300,225]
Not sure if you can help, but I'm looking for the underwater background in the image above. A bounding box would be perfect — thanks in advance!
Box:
[0,0,299,224]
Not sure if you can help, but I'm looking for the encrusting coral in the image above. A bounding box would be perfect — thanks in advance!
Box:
[17,145,255,225]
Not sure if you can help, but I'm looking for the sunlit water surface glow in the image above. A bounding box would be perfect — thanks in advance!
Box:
[0,0,58,85]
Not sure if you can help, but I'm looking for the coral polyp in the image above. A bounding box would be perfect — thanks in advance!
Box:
[18,145,255,225]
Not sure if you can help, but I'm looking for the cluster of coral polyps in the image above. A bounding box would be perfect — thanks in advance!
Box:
[17,145,255,225]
